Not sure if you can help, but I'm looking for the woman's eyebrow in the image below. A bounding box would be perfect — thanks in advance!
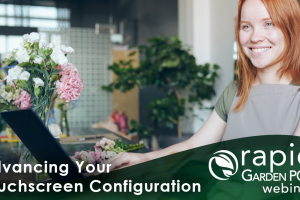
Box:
[240,18,271,24]
[240,20,250,24]
[261,17,272,21]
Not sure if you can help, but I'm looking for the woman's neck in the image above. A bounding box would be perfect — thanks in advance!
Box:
[252,64,292,87]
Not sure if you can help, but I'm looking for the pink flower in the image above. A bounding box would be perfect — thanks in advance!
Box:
[74,151,95,164]
[88,151,102,163]
[94,145,102,153]
[74,151,81,159]
[14,91,31,109]
[56,63,83,102]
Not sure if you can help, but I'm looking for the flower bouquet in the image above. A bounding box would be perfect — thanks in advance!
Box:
[1,32,83,181]
[71,138,145,173]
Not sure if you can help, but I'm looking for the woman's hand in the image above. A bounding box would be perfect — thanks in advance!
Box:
[100,152,149,173]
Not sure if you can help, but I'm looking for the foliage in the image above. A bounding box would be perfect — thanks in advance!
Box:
[129,119,153,139]
[102,36,220,137]
[114,139,146,152]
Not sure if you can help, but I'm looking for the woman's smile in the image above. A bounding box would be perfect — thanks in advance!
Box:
[249,46,272,56]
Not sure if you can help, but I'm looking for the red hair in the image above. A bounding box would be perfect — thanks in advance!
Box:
[235,0,300,111]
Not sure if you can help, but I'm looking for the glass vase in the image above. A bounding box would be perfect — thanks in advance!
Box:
[19,142,51,182]
[18,108,53,182]
[60,110,70,136]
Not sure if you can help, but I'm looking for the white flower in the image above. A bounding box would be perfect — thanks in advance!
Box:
[47,43,54,49]
[33,78,44,87]
[34,56,43,64]
[101,151,117,159]
[50,51,68,65]
[4,66,23,85]
[24,32,40,44]
[23,34,30,41]
[6,92,13,102]
[80,151,95,164]
[48,123,62,138]
[15,48,30,63]
[39,40,48,48]
[4,53,12,60]
[19,71,30,81]
[61,45,74,54]
[0,85,5,100]
[1,91,13,102]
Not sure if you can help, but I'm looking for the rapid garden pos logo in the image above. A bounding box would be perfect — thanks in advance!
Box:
[209,150,238,180]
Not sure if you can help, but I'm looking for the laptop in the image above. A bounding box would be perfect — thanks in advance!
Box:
[1,109,85,183]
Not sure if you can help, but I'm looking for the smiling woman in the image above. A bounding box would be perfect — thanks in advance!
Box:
[235,0,300,111]
[239,2,285,70]
[98,0,300,174]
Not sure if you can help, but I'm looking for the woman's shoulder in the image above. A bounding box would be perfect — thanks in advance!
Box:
[224,80,239,96]
[215,80,239,122]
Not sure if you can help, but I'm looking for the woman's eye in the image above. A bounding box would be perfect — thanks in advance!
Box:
[242,25,251,30]
[266,22,274,27]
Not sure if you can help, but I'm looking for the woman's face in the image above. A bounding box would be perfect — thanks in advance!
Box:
[239,0,285,69]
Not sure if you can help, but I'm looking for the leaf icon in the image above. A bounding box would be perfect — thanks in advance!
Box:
[222,170,233,177]
[215,154,234,170]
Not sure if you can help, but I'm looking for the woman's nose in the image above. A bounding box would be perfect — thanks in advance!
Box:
[250,29,265,43]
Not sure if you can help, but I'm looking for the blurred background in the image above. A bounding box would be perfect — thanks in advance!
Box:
[0,0,244,149]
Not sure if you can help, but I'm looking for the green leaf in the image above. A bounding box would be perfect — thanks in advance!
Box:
[165,121,174,129]
[31,66,44,74]
[50,70,62,77]
[18,62,31,68]
[161,58,180,68]
[30,54,36,61]
[32,97,48,111]
[43,68,49,93]
[43,68,50,80]
[0,103,9,112]
[213,64,220,70]
[34,42,39,50]
[19,80,29,90]
[39,48,45,58]
[51,61,58,69]
[46,60,51,66]
[128,51,136,57]
[130,119,138,127]
[45,49,51,56]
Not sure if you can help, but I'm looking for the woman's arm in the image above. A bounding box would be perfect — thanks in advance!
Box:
[103,109,227,170]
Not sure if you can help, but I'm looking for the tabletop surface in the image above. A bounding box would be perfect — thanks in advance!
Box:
[0,127,150,168]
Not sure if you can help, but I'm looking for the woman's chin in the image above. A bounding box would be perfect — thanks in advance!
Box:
[251,61,268,69]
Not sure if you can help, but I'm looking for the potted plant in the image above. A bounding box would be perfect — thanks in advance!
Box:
[102,36,219,140]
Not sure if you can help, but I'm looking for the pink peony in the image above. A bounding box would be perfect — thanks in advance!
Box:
[56,63,83,102]
[14,91,31,109]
